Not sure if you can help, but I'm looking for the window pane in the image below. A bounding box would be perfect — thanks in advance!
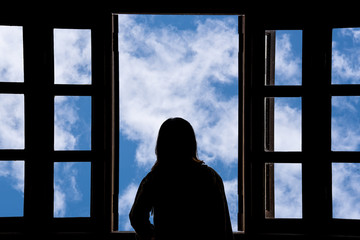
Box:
[0,26,24,83]
[265,163,302,219]
[332,96,360,151]
[265,30,302,86]
[118,14,239,231]
[332,163,360,219]
[332,28,360,84]
[54,96,91,150]
[265,97,302,152]
[54,162,91,218]
[54,29,91,84]
[0,94,24,149]
[0,161,24,217]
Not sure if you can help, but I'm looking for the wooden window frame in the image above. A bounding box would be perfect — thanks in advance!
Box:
[2,5,360,240]
[112,13,245,239]
[0,12,115,238]
[245,10,360,239]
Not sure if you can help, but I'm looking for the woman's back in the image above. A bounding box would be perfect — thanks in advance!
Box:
[130,162,233,240]
[129,118,233,240]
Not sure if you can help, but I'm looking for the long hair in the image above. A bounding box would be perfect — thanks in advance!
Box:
[152,118,203,171]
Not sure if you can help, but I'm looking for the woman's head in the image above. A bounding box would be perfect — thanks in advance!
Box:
[153,117,202,169]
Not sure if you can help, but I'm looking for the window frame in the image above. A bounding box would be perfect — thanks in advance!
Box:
[0,24,26,231]
[0,12,115,235]
[245,12,360,238]
[245,20,306,235]
[112,13,245,236]
[2,5,360,240]
[328,22,360,236]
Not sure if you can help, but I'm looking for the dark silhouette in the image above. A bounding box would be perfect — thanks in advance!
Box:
[129,117,234,240]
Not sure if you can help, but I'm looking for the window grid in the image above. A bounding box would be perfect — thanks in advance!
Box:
[329,26,360,234]
[0,14,114,234]
[246,15,360,236]
[1,7,360,240]
[0,25,25,231]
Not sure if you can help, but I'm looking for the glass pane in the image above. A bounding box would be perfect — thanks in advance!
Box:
[332,28,360,84]
[54,29,91,84]
[265,97,302,151]
[265,163,302,219]
[54,162,91,218]
[332,96,360,151]
[0,161,24,217]
[265,30,302,86]
[0,26,24,83]
[0,94,24,149]
[54,96,91,150]
[118,14,239,231]
[332,163,360,219]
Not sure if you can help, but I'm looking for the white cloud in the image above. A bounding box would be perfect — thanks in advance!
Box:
[54,96,91,151]
[119,15,238,167]
[340,28,360,42]
[332,28,360,84]
[332,49,360,83]
[54,186,66,217]
[332,96,360,151]
[118,183,138,231]
[332,163,360,219]
[0,27,25,150]
[54,96,79,150]
[0,94,24,149]
[223,178,238,231]
[53,162,86,217]
[54,29,91,84]
[274,163,302,218]
[274,99,302,151]
[275,33,301,85]
[0,26,23,83]
[332,123,360,151]
[0,161,24,193]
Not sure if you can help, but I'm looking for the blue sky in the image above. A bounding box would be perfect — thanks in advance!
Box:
[331,28,360,219]
[1,17,360,229]
[0,26,25,217]
[270,30,303,218]
[53,29,92,218]
[118,15,239,230]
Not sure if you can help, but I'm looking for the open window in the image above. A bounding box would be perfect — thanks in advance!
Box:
[263,29,303,221]
[115,13,244,233]
[248,11,360,236]
[331,28,360,227]
[0,12,113,233]
[3,5,360,240]
[0,26,25,221]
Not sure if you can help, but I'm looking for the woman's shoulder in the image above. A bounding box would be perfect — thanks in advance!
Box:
[139,170,156,188]
[198,163,223,182]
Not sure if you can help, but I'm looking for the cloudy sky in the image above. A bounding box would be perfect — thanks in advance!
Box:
[268,30,302,219]
[1,16,360,230]
[0,26,25,217]
[0,26,92,218]
[332,28,360,219]
[118,14,239,230]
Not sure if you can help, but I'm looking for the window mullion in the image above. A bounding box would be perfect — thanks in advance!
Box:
[111,13,120,232]
[301,25,332,234]
[23,23,54,231]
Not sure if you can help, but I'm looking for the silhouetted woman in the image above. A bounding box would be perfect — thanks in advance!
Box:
[130,117,234,240]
